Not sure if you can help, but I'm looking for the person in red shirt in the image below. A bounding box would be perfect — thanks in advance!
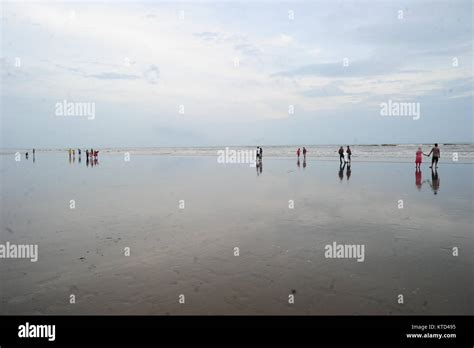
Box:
[415,146,423,169]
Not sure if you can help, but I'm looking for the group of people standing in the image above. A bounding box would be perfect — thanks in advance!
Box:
[415,143,440,169]
[24,148,35,160]
[296,147,307,159]
[256,147,263,162]
[68,148,99,160]
[338,146,352,164]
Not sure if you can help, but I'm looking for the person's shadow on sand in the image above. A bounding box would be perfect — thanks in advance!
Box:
[346,164,351,181]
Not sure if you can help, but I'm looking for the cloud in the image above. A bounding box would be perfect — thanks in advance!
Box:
[143,65,160,84]
[195,31,261,56]
[87,72,140,80]
[194,31,220,41]
[273,58,399,78]
[268,34,294,47]
[301,83,347,98]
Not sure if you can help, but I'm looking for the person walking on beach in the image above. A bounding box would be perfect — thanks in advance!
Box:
[302,147,307,160]
[259,147,263,160]
[415,146,423,169]
[346,146,352,163]
[32,149,35,156]
[338,146,344,164]
[297,148,301,159]
[425,143,440,169]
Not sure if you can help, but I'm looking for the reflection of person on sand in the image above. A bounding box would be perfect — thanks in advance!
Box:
[346,164,351,180]
[297,158,300,168]
[303,158,306,169]
[427,168,440,195]
[256,160,263,175]
[338,163,345,181]
[415,168,423,190]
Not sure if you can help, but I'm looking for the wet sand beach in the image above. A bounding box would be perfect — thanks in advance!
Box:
[0,152,472,315]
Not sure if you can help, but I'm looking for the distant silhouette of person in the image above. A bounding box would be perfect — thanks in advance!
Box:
[338,163,345,181]
[25,152,28,160]
[259,147,263,160]
[415,146,423,169]
[346,164,351,180]
[78,149,81,156]
[32,149,35,156]
[425,143,440,169]
[302,147,307,160]
[415,168,423,190]
[86,157,89,167]
[338,146,344,164]
[428,168,440,195]
[296,148,301,159]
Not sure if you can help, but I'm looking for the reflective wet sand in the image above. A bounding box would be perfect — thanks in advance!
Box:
[1,153,472,314]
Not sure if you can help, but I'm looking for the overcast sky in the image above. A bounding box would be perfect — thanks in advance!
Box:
[1,0,472,148]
